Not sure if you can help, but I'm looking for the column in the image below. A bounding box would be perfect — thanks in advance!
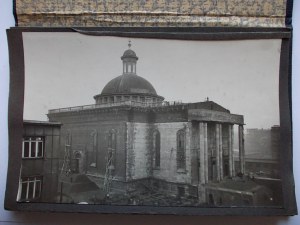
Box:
[215,124,220,182]
[198,122,208,203]
[238,125,245,174]
[228,124,234,177]
[199,122,208,184]
[204,123,208,183]
[219,124,223,180]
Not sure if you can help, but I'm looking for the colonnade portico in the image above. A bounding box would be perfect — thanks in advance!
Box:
[197,122,245,203]
[188,108,244,203]
[198,122,245,180]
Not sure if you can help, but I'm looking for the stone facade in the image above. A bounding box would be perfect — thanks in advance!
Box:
[48,101,246,204]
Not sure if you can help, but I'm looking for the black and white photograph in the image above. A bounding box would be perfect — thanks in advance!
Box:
[16,32,285,208]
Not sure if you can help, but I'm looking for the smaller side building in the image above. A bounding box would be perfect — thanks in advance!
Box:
[241,125,282,205]
[244,126,280,178]
[17,120,61,203]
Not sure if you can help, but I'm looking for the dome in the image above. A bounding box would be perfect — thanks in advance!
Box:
[121,49,138,60]
[101,74,157,95]
[93,41,165,104]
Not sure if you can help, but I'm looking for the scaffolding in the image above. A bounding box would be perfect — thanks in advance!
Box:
[103,148,114,198]
[60,144,72,179]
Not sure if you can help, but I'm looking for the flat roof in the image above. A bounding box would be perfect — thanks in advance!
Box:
[23,120,62,126]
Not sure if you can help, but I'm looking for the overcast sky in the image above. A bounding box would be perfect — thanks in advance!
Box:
[23,33,281,129]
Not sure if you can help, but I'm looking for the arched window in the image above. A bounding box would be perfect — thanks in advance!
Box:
[107,130,117,170]
[153,130,160,168]
[177,129,186,170]
[73,151,81,173]
[89,130,97,167]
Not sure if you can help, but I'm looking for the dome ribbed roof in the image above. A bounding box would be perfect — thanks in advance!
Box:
[121,49,138,60]
[101,74,157,95]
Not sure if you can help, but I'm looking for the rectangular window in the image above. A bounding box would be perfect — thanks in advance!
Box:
[177,186,185,197]
[18,177,42,202]
[22,137,44,158]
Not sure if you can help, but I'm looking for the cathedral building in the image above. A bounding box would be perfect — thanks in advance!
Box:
[47,42,271,206]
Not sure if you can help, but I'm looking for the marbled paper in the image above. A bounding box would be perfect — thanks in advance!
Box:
[15,0,287,28]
